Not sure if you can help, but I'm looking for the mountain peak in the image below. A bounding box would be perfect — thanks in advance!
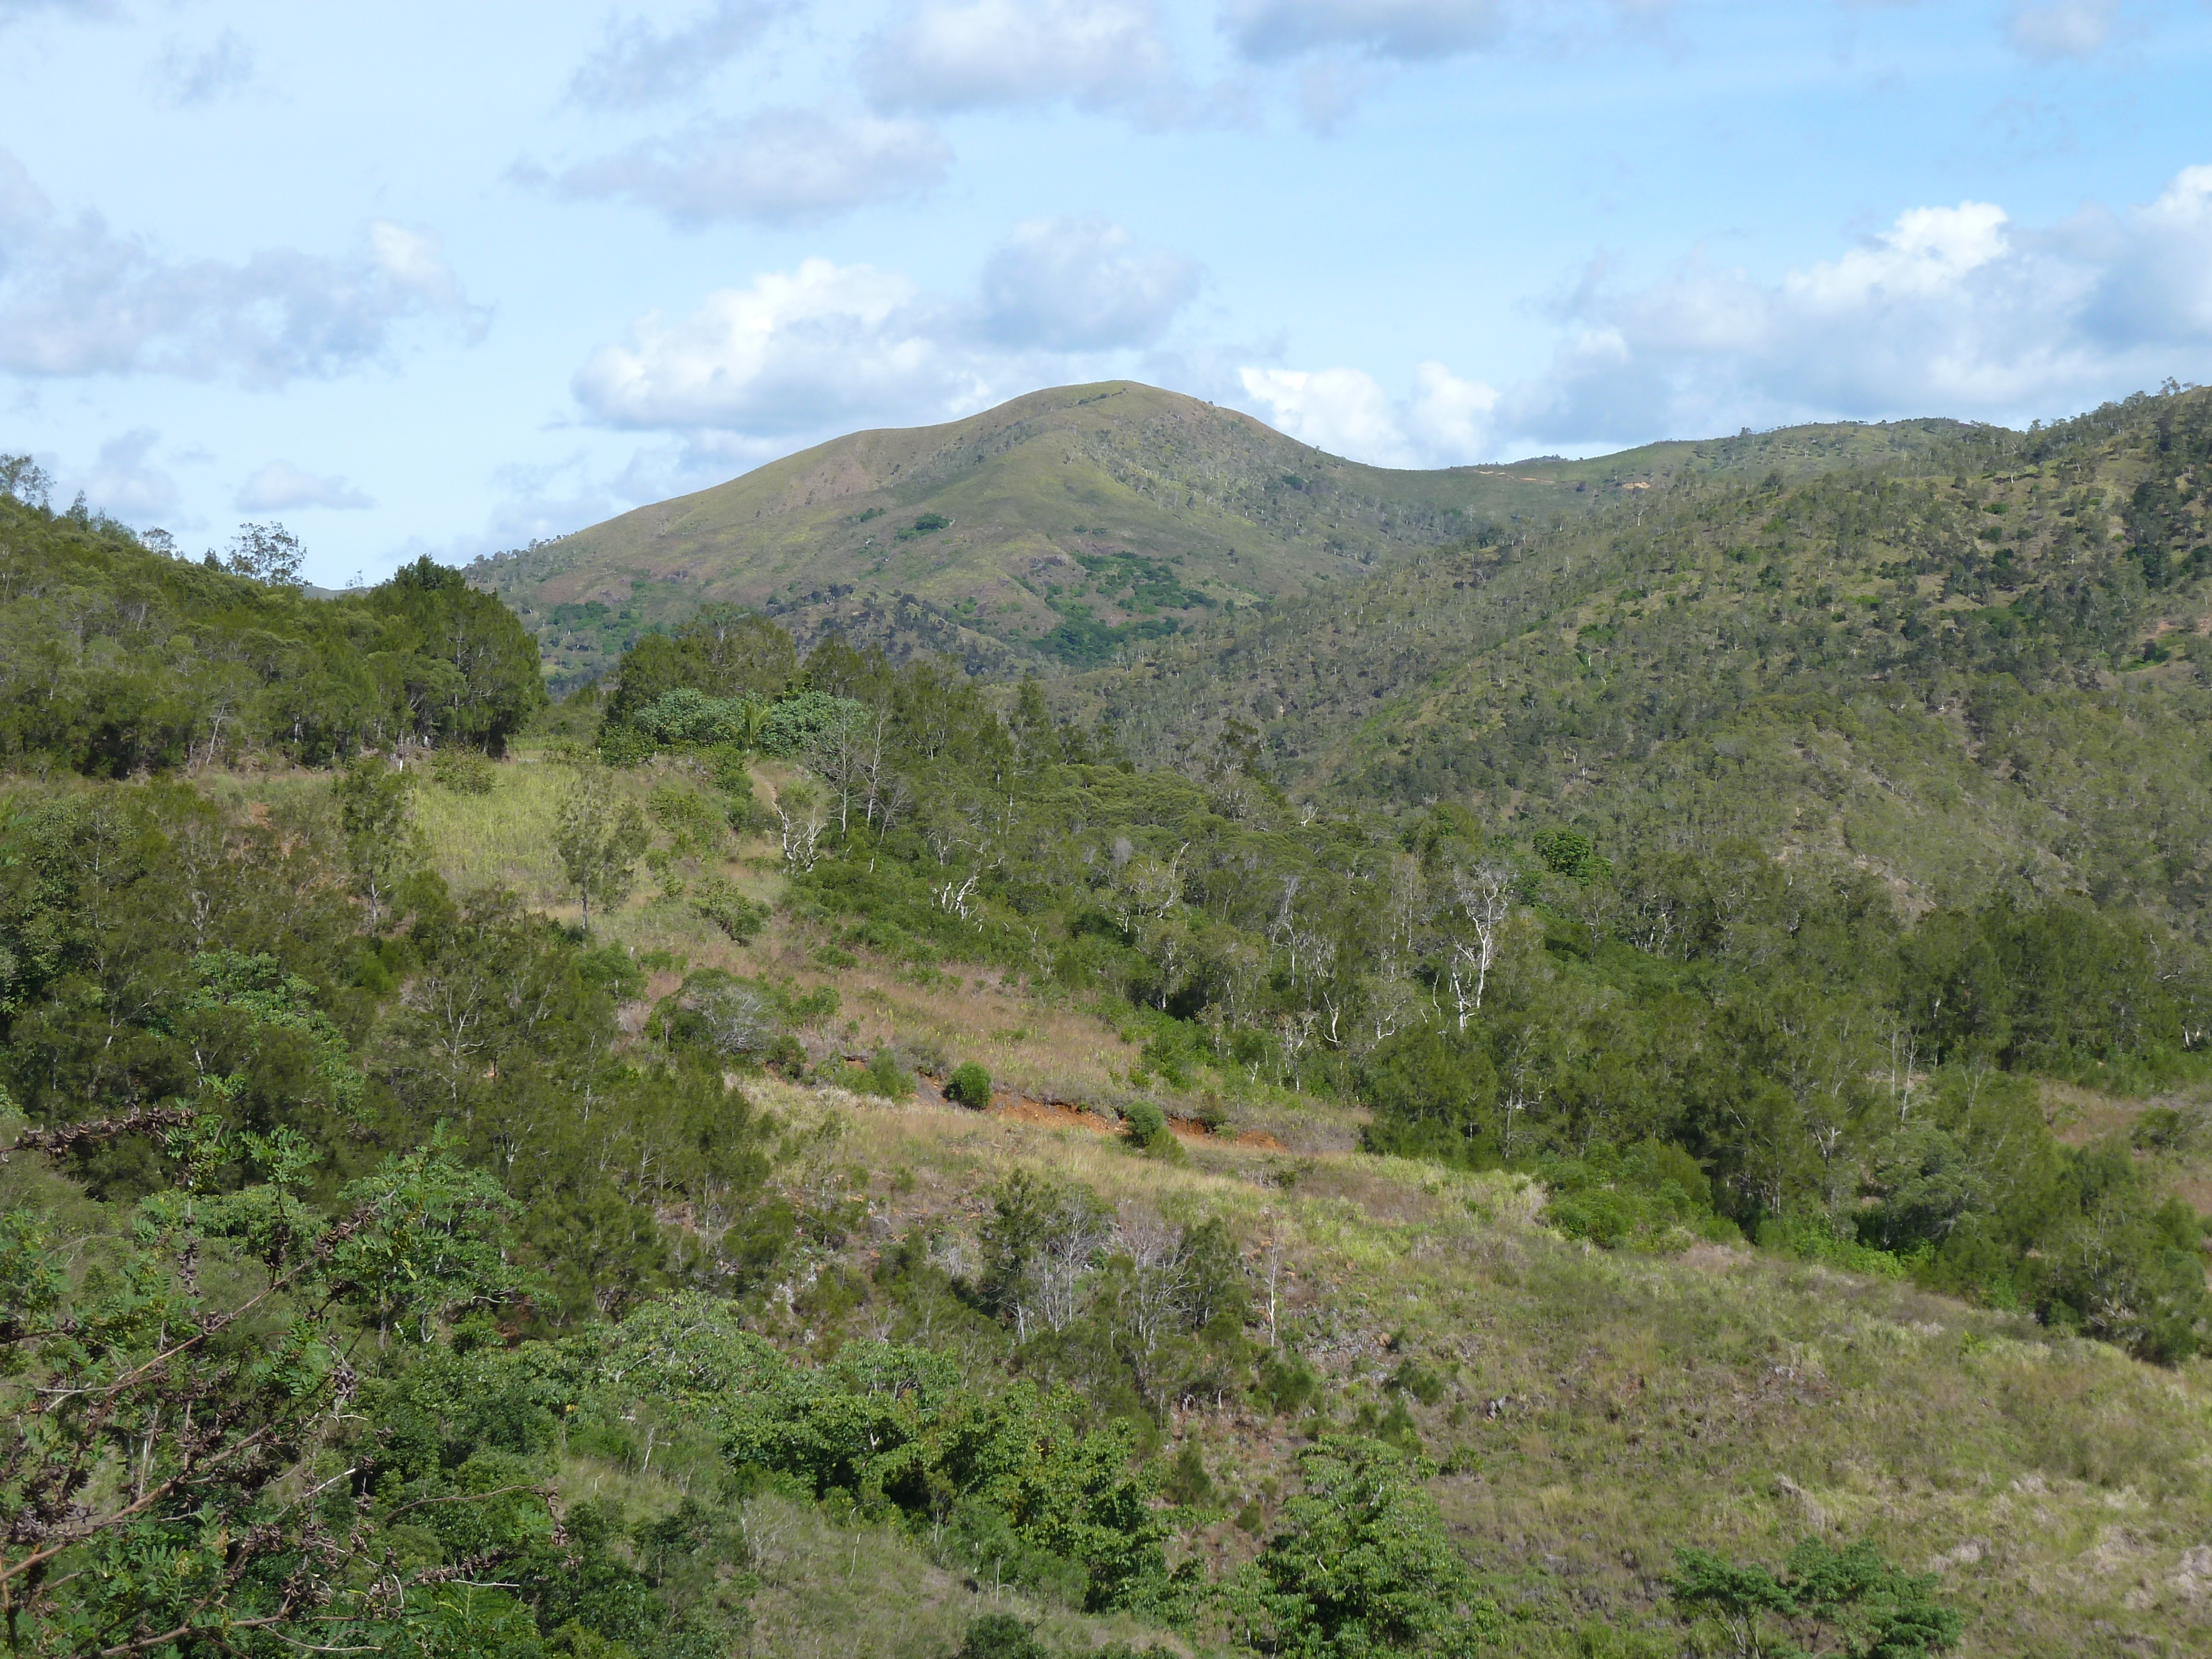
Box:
[471,382,1965,690]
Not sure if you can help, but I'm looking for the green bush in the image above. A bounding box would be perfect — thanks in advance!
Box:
[1121,1100,1172,1150]
[2131,1106,2189,1150]
[1160,1442,1214,1507]
[946,1061,993,1108]
[957,1614,1050,1659]
[596,720,656,766]
[1225,1438,1499,1658]
[1543,1140,1734,1252]
[859,1048,914,1098]
[692,875,771,942]
[1667,1537,1964,1658]
[430,744,495,794]
[1760,1214,1921,1280]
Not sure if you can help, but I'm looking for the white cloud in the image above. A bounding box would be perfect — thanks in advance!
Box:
[0,151,483,385]
[2006,0,2120,60]
[236,460,374,512]
[81,429,179,519]
[576,259,966,433]
[1220,0,1506,62]
[573,220,1203,435]
[859,0,1177,114]
[155,29,254,105]
[547,105,951,228]
[1503,165,2212,445]
[1237,361,1498,466]
[979,217,1201,351]
[565,0,786,109]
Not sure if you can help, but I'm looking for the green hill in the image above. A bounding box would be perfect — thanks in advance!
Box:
[468,381,1968,688]
[11,418,2212,1659]
[1078,387,2212,930]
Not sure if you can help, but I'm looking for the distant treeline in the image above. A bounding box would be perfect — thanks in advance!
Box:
[0,472,544,771]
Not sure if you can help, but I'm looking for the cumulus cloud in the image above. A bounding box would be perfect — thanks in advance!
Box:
[155,29,254,105]
[859,0,1178,114]
[573,219,1203,434]
[565,0,785,109]
[576,259,963,433]
[979,217,1200,351]
[1237,361,1498,466]
[1504,164,2212,445]
[0,150,483,385]
[547,105,951,228]
[236,460,374,512]
[2006,0,2120,60]
[82,429,180,519]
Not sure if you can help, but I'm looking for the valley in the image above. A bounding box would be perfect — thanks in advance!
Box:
[5,385,2212,1659]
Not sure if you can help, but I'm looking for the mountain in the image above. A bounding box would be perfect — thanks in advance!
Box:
[1077,386,2212,927]
[12,403,2212,1659]
[468,380,1969,689]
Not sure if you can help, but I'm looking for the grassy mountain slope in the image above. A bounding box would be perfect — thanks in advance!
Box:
[1080,388,2212,929]
[468,382,1966,688]
[162,757,2212,1654]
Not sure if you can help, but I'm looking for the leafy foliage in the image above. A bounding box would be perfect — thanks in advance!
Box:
[1668,1537,1965,1658]
[1224,1438,1500,1658]
[0,490,545,773]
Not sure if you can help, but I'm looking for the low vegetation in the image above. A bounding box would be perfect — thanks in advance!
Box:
[6,393,2212,1658]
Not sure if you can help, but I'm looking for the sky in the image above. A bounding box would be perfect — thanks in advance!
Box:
[3,1,2210,587]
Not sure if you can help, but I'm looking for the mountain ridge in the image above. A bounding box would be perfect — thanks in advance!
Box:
[468,380,1974,687]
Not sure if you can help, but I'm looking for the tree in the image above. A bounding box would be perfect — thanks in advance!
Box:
[1447,863,1516,1026]
[0,453,53,508]
[331,754,420,927]
[220,521,305,585]
[1225,1437,1498,1657]
[555,765,650,927]
[0,1107,529,1658]
[364,557,549,753]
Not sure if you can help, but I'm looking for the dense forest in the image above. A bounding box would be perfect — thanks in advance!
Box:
[0,466,545,773]
[1083,388,2212,930]
[6,395,2211,1657]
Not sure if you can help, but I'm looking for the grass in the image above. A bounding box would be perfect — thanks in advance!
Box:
[403,753,1361,1148]
[176,753,2212,1656]
[472,380,1927,683]
[749,1081,2212,1657]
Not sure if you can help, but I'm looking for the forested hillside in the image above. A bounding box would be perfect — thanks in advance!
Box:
[0,482,545,772]
[1081,388,2212,933]
[467,381,1961,690]
[6,411,2212,1659]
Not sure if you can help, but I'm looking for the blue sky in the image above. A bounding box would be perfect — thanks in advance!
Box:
[3,0,2210,586]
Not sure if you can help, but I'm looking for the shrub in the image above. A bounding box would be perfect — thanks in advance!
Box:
[946,1061,993,1108]
[2131,1106,2189,1150]
[1122,1100,1171,1150]
[596,721,656,766]
[1257,1351,1319,1415]
[957,1614,1049,1659]
[1160,1442,1214,1507]
[1667,1537,1964,1658]
[1544,1140,1735,1253]
[859,1048,914,1098]
[430,745,495,794]
[692,875,771,942]
[1226,1438,1499,1658]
